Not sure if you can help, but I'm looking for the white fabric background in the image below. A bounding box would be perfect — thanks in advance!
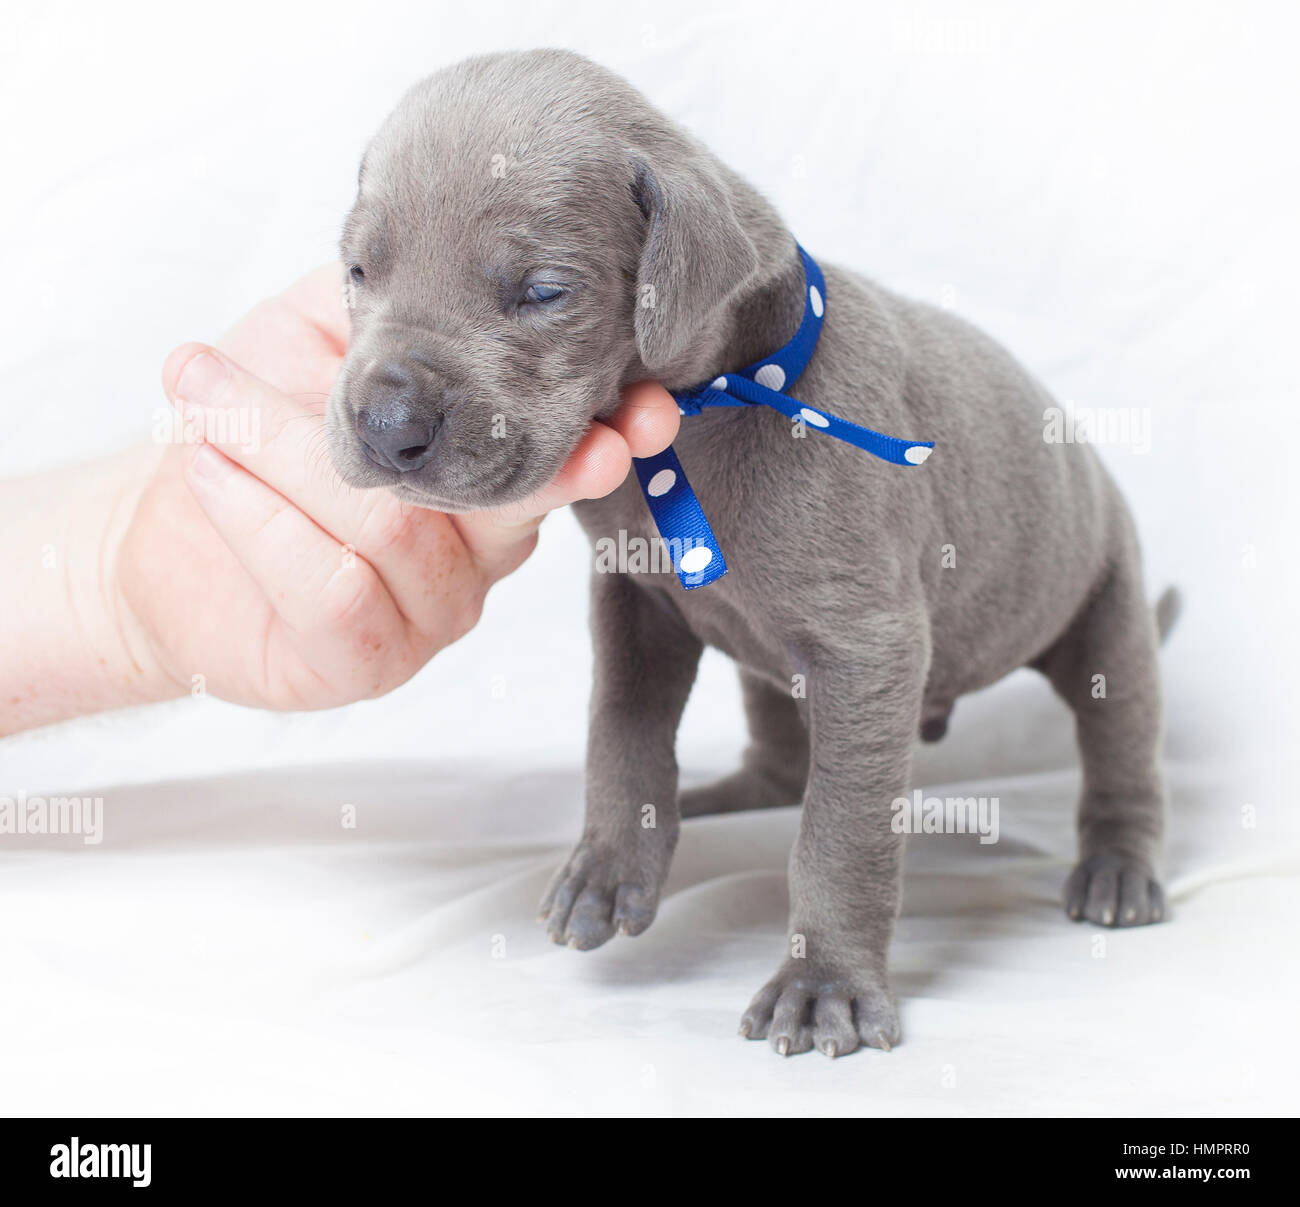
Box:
[1,0,1297,1115]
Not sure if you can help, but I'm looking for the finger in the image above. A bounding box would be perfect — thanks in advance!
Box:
[520,381,680,512]
[163,341,369,546]
[164,340,315,468]
[180,441,407,684]
[167,342,490,644]
[166,341,477,637]
[602,381,680,458]
[511,419,636,517]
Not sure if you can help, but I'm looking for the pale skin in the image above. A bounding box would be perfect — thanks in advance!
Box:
[0,265,679,736]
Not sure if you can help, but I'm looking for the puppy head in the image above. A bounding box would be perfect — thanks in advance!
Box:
[326,49,761,511]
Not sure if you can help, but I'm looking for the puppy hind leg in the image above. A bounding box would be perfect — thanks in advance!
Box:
[1041,559,1168,927]
[679,667,809,818]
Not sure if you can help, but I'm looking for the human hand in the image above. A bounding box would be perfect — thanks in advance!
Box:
[116,264,679,710]
[1,266,678,733]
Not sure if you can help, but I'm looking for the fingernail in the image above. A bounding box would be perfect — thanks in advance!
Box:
[189,442,230,481]
[176,351,228,407]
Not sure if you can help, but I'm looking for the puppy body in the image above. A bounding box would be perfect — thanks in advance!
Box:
[565,261,1164,1056]
[330,50,1167,1058]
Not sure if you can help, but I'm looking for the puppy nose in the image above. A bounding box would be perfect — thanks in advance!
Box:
[355,361,440,472]
[357,410,439,472]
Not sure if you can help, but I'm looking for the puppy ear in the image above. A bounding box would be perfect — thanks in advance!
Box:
[629,151,759,374]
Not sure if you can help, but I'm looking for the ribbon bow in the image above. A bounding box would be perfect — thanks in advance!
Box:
[631,244,934,589]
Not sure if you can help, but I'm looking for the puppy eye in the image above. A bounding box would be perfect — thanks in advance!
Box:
[349,264,365,284]
[523,282,564,303]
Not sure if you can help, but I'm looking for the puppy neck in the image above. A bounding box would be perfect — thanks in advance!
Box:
[721,235,807,374]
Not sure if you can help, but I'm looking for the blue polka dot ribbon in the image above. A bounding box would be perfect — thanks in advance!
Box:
[631,244,935,589]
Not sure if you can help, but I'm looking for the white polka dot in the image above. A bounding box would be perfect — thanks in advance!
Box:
[677,404,688,415]
[710,376,728,390]
[809,285,824,317]
[904,445,933,464]
[647,468,677,496]
[679,546,713,574]
[755,363,786,390]
[799,407,830,428]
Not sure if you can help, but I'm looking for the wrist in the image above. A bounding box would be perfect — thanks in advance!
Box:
[96,447,190,705]
[0,447,182,737]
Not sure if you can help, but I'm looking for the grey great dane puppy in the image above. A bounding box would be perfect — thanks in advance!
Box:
[326,49,1173,1058]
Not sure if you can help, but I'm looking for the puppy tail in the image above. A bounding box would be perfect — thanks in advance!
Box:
[1154,586,1183,645]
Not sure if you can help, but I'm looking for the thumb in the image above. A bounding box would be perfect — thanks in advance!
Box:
[455,381,679,581]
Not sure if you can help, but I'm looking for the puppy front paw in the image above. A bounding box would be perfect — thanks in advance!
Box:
[739,959,900,1058]
[1065,853,1167,926]
[538,840,663,950]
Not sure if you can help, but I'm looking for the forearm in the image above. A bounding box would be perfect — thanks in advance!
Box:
[0,446,180,736]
